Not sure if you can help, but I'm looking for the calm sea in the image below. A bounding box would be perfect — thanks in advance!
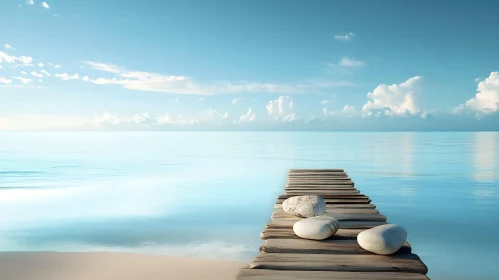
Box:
[0,132,498,279]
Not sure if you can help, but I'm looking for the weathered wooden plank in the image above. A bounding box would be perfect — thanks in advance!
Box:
[260,228,363,240]
[261,239,411,255]
[289,169,344,172]
[285,185,357,189]
[270,213,387,222]
[274,203,377,209]
[237,269,430,280]
[287,182,355,186]
[271,208,380,218]
[266,219,386,229]
[276,198,371,204]
[279,194,367,200]
[287,177,352,180]
[284,189,359,194]
[284,190,359,194]
[250,253,428,274]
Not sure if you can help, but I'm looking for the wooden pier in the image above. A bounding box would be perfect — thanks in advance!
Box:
[236,169,429,280]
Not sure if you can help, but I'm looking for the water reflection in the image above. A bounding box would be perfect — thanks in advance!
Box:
[472,132,498,204]
[473,132,497,181]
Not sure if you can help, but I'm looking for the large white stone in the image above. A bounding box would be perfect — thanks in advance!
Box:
[293,216,339,240]
[282,195,326,218]
[357,224,407,255]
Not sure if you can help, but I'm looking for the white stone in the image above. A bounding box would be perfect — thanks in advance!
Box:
[357,224,407,255]
[282,195,326,218]
[293,216,339,240]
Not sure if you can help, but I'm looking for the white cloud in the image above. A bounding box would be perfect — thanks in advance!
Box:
[84,61,122,73]
[40,70,51,76]
[48,63,61,68]
[342,105,356,113]
[157,114,197,125]
[204,109,229,121]
[13,76,32,84]
[84,61,354,95]
[236,108,256,123]
[266,96,297,122]
[475,78,481,83]
[94,111,121,125]
[55,73,80,80]
[232,97,242,104]
[130,112,156,126]
[20,71,27,75]
[38,63,44,67]
[282,113,296,122]
[31,71,43,78]
[41,2,50,9]
[26,0,34,5]
[82,76,89,81]
[3,44,15,50]
[458,72,499,114]
[0,77,12,84]
[0,51,33,66]
[338,57,366,67]
[334,32,356,41]
[362,76,424,116]
[266,96,293,115]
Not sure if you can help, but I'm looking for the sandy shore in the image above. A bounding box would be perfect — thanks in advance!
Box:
[0,252,246,280]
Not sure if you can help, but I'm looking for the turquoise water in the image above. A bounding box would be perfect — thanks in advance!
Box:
[0,132,498,279]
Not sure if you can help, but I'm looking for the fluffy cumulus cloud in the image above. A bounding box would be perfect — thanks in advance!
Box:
[456,72,499,114]
[266,96,296,121]
[232,97,242,104]
[334,32,356,41]
[41,2,50,9]
[204,109,229,121]
[0,51,33,66]
[235,108,256,123]
[13,76,32,84]
[362,76,427,117]
[130,112,156,126]
[31,71,43,78]
[94,111,121,125]
[0,77,12,84]
[3,44,15,50]
[55,73,80,80]
[83,61,354,95]
[26,0,34,5]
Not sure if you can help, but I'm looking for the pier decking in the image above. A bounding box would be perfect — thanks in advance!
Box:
[237,169,429,280]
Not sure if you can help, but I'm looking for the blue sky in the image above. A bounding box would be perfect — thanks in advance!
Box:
[1,0,499,130]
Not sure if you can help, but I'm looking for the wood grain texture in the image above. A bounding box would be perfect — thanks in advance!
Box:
[250,253,428,274]
[260,238,411,255]
[265,219,386,229]
[279,194,368,200]
[273,203,377,209]
[237,269,430,280]
[276,198,371,204]
[289,169,345,172]
[283,190,361,195]
[270,213,387,222]
[271,208,380,219]
[237,168,428,279]
[287,181,354,186]
[260,228,363,240]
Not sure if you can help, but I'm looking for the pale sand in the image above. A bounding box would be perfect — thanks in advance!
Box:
[0,252,247,280]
